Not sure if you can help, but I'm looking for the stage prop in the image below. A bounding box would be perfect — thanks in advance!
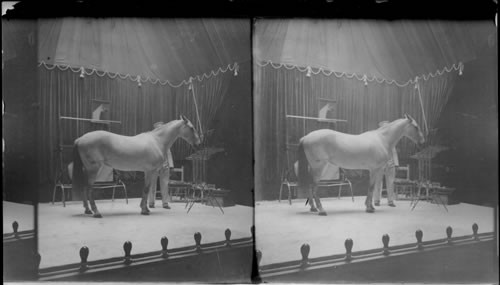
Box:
[394,164,418,200]
[3,221,39,281]
[185,183,230,214]
[38,228,254,282]
[258,224,496,283]
[410,145,453,211]
[166,166,193,202]
[184,147,231,212]
[186,147,224,184]
[52,99,126,206]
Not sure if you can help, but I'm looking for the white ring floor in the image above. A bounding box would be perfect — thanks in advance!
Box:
[255,196,495,265]
[38,198,253,268]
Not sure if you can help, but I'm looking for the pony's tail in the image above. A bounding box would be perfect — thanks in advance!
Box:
[297,141,312,188]
[72,143,85,192]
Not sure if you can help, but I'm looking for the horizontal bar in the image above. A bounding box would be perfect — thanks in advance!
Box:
[318,98,337,102]
[91,99,111,103]
[286,115,347,123]
[60,116,121,124]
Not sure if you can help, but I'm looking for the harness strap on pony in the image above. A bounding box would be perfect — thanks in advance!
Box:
[189,78,203,139]
[415,79,429,135]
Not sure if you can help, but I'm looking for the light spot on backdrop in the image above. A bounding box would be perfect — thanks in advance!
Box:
[2,1,18,16]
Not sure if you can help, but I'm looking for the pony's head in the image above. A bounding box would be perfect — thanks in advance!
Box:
[178,115,202,147]
[403,114,425,145]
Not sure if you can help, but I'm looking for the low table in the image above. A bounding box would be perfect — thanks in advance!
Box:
[430,187,456,209]
[185,184,226,214]
[411,183,455,211]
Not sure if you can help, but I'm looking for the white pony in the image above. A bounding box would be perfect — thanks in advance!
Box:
[72,115,201,218]
[297,114,425,215]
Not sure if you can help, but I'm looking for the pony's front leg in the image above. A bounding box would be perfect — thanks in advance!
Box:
[366,168,383,213]
[140,171,153,215]
[312,186,327,216]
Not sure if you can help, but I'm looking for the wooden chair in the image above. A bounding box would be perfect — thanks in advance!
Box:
[394,164,417,200]
[53,162,127,207]
[279,168,299,205]
[279,163,354,204]
[316,169,354,202]
[168,166,192,202]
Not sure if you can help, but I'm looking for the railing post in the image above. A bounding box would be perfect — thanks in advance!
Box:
[382,234,390,255]
[300,243,310,267]
[472,223,479,240]
[79,246,89,272]
[35,252,41,273]
[345,238,353,261]
[415,229,423,249]
[194,232,202,252]
[225,228,232,247]
[12,221,19,237]
[123,241,132,265]
[446,226,453,244]
[256,249,262,268]
[161,236,169,258]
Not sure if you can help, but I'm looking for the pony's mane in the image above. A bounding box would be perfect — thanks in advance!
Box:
[377,118,406,130]
[149,119,181,134]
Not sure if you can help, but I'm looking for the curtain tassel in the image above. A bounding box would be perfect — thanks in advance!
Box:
[459,62,463,76]
[79,67,85,78]
[234,63,239,76]
[306,66,312,77]
[137,76,142,87]
[363,75,368,86]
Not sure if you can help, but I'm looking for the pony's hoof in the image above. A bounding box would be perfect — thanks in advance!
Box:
[318,211,327,216]
[310,207,318,212]
[141,211,150,215]
[93,213,103,218]
[84,210,93,215]
[163,205,171,209]
[365,208,375,213]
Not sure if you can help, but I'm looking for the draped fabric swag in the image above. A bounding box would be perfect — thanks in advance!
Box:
[38,18,250,85]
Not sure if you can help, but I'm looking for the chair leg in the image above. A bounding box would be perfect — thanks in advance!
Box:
[338,184,342,199]
[112,186,116,202]
[52,185,57,205]
[62,187,66,207]
[123,183,128,204]
[279,182,283,203]
[348,181,354,202]
[287,184,292,205]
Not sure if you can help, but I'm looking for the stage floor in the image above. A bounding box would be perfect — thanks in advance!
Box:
[38,198,253,268]
[255,196,495,266]
[3,201,35,234]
